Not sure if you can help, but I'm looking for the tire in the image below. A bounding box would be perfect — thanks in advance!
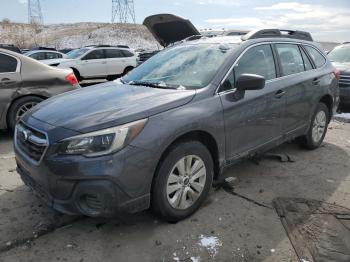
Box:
[122,66,134,76]
[298,102,330,150]
[151,141,214,222]
[7,96,43,131]
[106,75,118,81]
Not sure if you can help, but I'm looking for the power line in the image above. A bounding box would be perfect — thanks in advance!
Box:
[112,0,136,24]
[28,0,43,25]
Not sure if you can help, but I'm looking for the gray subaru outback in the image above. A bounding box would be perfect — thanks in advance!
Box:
[14,15,339,222]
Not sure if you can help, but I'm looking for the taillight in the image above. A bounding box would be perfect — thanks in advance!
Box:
[333,68,340,81]
[65,73,79,86]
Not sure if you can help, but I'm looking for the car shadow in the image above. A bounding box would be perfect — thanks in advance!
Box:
[0,129,14,155]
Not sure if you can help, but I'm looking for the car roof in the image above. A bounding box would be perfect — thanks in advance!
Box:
[174,35,318,48]
[26,50,63,54]
[0,48,21,57]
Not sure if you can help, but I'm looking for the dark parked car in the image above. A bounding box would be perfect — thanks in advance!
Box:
[14,17,339,222]
[30,46,57,51]
[0,44,21,53]
[0,48,80,130]
[328,43,350,106]
[59,48,75,54]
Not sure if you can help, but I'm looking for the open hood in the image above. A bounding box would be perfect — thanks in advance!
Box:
[143,14,200,47]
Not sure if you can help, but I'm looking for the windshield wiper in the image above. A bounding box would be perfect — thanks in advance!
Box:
[127,80,177,89]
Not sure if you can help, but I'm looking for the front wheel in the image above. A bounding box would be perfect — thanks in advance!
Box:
[298,102,330,150]
[151,141,214,222]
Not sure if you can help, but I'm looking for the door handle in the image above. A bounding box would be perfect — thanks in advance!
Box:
[274,90,286,98]
[1,78,10,81]
[101,61,107,64]
[312,78,320,85]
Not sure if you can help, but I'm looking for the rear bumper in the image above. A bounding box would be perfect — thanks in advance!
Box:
[339,87,350,105]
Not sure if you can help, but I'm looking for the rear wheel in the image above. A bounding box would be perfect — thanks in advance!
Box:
[152,141,213,222]
[8,96,43,130]
[298,102,329,149]
[123,66,134,76]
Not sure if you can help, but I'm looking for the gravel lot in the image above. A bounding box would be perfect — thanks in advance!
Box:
[0,120,349,262]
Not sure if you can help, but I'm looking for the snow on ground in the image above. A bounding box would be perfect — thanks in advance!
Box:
[0,22,159,50]
[335,113,350,119]
[198,235,222,257]
[334,113,350,123]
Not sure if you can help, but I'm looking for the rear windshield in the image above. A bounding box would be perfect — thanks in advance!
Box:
[123,43,237,89]
[328,45,350,63]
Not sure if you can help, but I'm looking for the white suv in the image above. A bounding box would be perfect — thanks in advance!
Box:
[56,45,137,81]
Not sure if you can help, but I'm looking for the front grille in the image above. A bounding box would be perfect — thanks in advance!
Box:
[15,123,48,163]
[339,74,350,88]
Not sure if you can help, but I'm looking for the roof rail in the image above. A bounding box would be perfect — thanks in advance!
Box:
[84,45,130,48]
[242,29,313,42]
[342,42,350,44]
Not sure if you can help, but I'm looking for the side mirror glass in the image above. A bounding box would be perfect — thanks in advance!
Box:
[236,74,265,91]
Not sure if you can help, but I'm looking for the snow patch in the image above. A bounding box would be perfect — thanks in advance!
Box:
[198,235,222,256]
[191,256,201,262]
[334,113,350,123]
[335,113,350,119]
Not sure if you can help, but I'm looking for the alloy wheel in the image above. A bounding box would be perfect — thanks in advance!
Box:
[312,110,327,143]
[15,102,38,121]
[166,155,207,210]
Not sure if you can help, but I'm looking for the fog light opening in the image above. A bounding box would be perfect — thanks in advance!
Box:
[78,193,104,216]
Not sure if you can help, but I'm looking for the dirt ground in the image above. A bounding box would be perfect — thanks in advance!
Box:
[0,120,349,262]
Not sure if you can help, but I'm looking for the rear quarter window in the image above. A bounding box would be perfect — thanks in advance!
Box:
[0,53,17,73]
[121,50,134,57]
[304,46,326,68]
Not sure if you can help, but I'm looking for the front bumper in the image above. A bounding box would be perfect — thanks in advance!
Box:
[15,143,156,217]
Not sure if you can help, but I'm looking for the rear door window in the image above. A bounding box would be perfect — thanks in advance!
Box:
[83,50,105,60]
[299,47,313,71]
[105,49,124,59]
[276,44,305,76]
[304,46,326,68]
[46,52,60,59]
[30,52,46,60]
[235,44,276,80]
[0,53,18,73]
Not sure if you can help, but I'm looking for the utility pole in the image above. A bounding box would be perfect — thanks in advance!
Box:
[112,0,136,24]
[28,0,43,25]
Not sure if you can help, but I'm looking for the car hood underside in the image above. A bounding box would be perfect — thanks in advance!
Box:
[27,82,196,133]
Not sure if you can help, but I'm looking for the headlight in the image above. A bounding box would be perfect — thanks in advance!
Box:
[57,119,147,157]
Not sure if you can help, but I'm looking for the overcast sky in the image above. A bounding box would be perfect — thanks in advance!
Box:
[0,0,349,42]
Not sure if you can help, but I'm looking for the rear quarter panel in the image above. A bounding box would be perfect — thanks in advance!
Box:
[0,58,79,129]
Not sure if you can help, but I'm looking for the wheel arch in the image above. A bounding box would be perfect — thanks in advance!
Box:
[151,130,221,195]
[70,67,82,80]
[6,94,47,128]
[319,94,333,121]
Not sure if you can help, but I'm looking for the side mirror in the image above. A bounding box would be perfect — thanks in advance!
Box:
[236,74,265,91]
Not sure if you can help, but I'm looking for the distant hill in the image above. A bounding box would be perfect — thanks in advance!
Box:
[0,21,339,53]
[0,22,159,50]
[318,42,340,52]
